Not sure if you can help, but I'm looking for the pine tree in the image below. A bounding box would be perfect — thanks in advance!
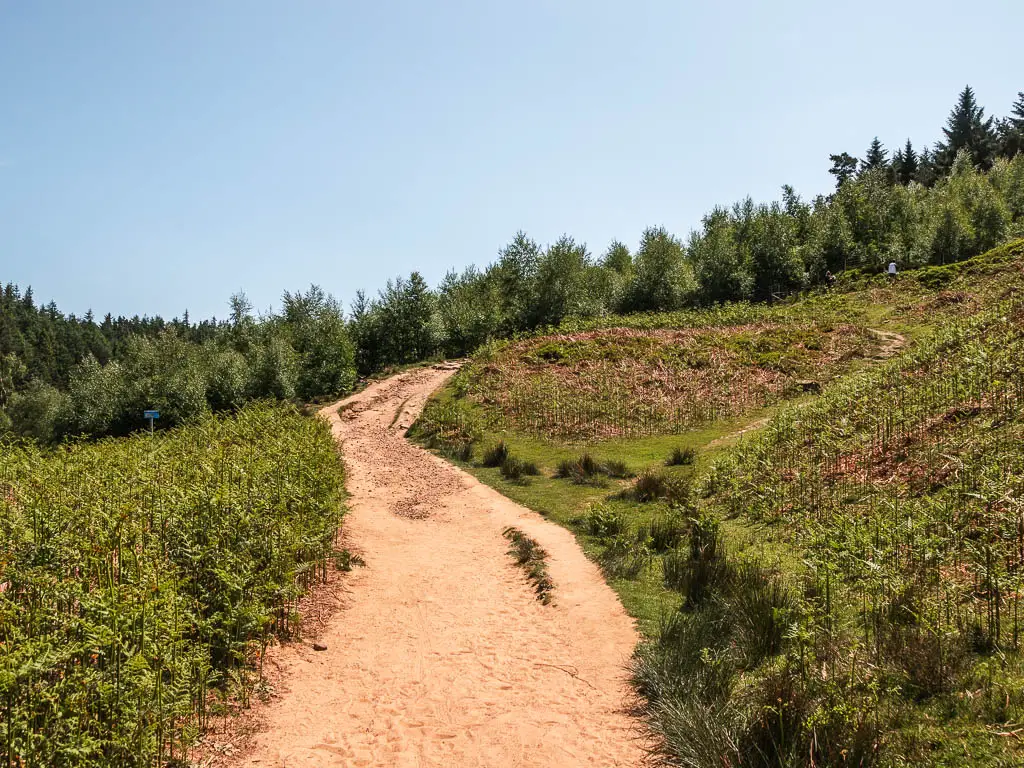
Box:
[861,137,889,173]
[1013,92,1024,128]
[935,85,998,172]
[999,91,1024,158]
[915,146,939,186]
[893,139,918,185]
[828,152,858,188]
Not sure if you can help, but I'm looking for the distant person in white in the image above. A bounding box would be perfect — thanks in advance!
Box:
[887,261,897,280]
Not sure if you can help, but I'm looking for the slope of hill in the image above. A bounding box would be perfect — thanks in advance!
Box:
[412,238,1024,766]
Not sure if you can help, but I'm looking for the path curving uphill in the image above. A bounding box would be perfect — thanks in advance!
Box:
[230,365,645,767]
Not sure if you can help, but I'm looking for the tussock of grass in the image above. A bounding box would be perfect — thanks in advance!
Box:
[481,440,510,467]
[630,471,691,507]
[644,515,686,553]
[334,549,366,571]
[499,455,539,482]
[555,452,634,484]
[502,527,554,603]
[601,458,634,478]
[632,471,668,502]
[599,530,651,580]
[665,446,696,466]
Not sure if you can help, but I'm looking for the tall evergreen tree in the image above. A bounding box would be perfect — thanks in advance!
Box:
[861,137,890,173]
[999,91,1024,158]
[936,85,998,172]
[915,146,939,186]
[893,139,919,185]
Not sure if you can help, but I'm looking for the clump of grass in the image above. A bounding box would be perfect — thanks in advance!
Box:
[502,527,554,603]
[600,531,651,580]
[556,453,635,484]
[555,452,601,483]
[602,458,634,478]
[481,440,510,467]
[499,455,539,482]
[645,515,686,553]
[666,446,696,466]
[630,470,693,508]
[443,440,474,463]
[632,470,669,502]
[680,513,729,609]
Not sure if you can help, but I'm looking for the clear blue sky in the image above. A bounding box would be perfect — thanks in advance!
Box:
[1,1,1021,321]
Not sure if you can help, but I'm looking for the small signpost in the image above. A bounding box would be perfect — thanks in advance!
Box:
[143,409,160,433]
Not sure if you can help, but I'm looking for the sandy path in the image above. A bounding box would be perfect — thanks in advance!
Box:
[231,365,645,767]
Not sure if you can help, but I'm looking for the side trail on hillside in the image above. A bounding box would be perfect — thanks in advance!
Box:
[221,365,645,768]
[707,328,906,448]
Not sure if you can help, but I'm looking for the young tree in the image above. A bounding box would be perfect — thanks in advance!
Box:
[688,208,753,303]
[280,285,356,399]
[492,231,540,334]
[803,201,855,274]
[747,204,803,299]
[375,272,437,364]
[435,266,503,357]
[531,235,593,328]
[601,240,633,275]
[829,152,859,188]
[935,85,998,172]
[228,291,255,353]
[348,290,386,375]
[623,227,694,312]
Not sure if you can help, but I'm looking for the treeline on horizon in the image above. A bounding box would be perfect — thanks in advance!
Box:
[2,86,1023,442]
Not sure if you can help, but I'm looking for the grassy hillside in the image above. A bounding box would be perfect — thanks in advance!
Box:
[0,404,345,767]
[412,238,1024,766]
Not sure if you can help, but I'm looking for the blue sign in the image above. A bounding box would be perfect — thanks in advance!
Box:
[144,410,160,419]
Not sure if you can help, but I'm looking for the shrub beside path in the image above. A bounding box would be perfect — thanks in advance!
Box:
[227,364,645,767]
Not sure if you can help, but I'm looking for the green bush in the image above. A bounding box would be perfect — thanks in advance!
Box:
[7,381,67,443]
[582,503,627,538]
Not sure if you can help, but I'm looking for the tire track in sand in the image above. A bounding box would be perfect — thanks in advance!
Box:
[230,364,646,767]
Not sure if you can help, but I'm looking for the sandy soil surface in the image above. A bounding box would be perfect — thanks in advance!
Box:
[227,364,646,768]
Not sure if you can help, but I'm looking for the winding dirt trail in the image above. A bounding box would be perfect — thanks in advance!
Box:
[231,365,645,767]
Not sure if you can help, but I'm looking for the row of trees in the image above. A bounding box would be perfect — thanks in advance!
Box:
[361,151,1021,361]
[830,86,1024,186]
[1,286,354,441]
[3,86,1022,439]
